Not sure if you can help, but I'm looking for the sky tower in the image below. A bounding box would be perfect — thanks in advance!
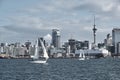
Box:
[93,16,97,45]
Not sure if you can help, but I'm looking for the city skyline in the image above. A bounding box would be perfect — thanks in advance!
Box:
[0,0,120,43]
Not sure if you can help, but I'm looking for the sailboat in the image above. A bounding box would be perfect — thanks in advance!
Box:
[31,38,49,63]
[79,50,85,60]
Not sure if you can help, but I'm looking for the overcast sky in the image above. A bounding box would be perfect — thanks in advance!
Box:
[0,0,120,44]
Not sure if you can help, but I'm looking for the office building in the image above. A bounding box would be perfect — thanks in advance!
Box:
[104,34,113,53]
[68,39,76,53]
[52,29,60,48]
[104,34,112,47]
[25,41,31,50]
[112,28,120,55]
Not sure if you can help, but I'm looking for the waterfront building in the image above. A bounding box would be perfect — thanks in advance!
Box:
[104,34,113,53]
[9,44,15,57]
[25,41,31,55]
[52,29,61,48]
[68,39,76,53]
[25,40,31,50]
[63,39,89,54]
[83,41,89,49]
[0,46,4,54]
[29,45,35,56]
[62,42,69,53]
[49,45,65,58]
[75,41,82,50]
[4,46,10,56]
[117,42,120,54]
[0,43,5,54]
[15,42,21,48]
[0,43,14,58]
[1,43,5,47]
[75,41,89,50]
[98,43,105,48]
[112,28,120,55]
[14,46,28,58]
[104,34,112,47]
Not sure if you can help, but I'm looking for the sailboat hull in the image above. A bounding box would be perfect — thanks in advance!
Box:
[79,58,85,60]
[31,57,48,63]
[31,60,47,63]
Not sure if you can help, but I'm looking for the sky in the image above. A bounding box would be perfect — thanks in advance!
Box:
[0,0,120,44]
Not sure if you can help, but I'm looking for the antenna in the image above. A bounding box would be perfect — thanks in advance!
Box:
[94,16,96,27]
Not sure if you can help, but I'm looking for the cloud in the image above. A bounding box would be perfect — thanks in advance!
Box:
[21,0,120,22]
[1,0,120,43]
[4,15,61,32]
[44,34,52,41]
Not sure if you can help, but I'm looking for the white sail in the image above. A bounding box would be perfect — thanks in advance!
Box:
[40,39,49,59]
[34,40,39,59]
[79,50,84,58]
[79,52,82,58]
[31,38,49,63]
[79,50,85,60]
[68,45,70,54]
[83,52,85,58]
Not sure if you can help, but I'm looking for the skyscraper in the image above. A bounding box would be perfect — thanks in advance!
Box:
[68,39,76,53]
[52,29,60,48]
[112,28,120,55]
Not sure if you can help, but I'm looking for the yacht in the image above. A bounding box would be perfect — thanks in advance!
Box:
[79,50,85,60]
[31,38,49,63]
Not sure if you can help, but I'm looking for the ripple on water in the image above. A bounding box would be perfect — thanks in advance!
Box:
[0,58,120,80]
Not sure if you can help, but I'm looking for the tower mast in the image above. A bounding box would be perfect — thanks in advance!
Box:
[93,16,97,45]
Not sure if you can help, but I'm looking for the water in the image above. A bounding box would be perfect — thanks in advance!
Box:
[0,58,120,80]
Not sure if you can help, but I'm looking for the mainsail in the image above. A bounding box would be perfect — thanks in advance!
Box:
[31,38,49,63]
[39,39,49,59]
[79,50,85,59]
[34,40,39,59]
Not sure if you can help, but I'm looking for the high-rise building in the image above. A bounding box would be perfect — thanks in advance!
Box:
[68,39,76,53]
[104,34,112,47]
[84,41,89,49]
[75,41,89,50]
[52,29,60,48]
[112,28,120,55]
[104,34,113,53]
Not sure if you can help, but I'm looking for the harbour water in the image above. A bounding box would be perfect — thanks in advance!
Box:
[0,58,120,80]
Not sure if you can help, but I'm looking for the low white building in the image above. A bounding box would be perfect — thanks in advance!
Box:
[75,48,109,57]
